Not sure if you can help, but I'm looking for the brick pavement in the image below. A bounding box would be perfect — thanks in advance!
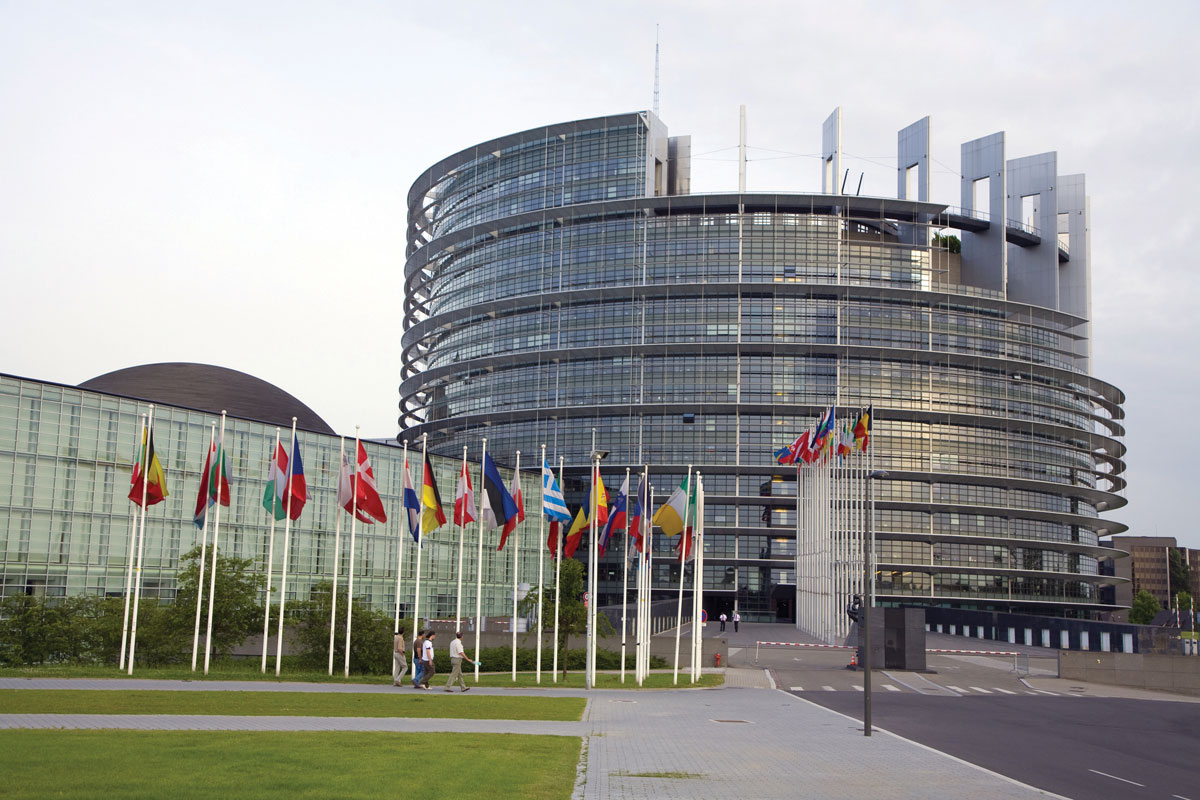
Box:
[0,671,1060,799]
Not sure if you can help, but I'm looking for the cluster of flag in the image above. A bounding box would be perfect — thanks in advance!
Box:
[775,406,871,467]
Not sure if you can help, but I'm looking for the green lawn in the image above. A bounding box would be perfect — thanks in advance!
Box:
[469,671,724,690]
[0,689,585,720]
[0,659,395,684]
[0,730,580,799]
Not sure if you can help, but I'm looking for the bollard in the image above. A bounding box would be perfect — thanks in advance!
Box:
[715,652,721,668]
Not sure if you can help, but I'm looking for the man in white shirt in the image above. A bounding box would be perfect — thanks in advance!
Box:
[445,631,476,692]
[719,613,727,632]
[419,631,436,689]
[392,629,408,686]
[733,611,740,633]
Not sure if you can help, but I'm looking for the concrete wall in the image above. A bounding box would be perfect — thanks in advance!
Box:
[1060,651,1200,697]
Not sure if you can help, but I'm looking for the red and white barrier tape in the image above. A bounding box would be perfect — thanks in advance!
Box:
[755,642,1020,656]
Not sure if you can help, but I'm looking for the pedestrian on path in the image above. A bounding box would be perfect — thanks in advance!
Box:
[719,613,727,632]
[419,630,437,689]
[445,631,477,692]
[733,612,740,633]
[411,631,426,688]
[392,629,408,686]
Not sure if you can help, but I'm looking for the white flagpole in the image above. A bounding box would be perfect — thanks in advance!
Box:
[552,456,563,682]
[413,433,428,680]
[511,450,521,682]
[261,427,281,673]
[536,444,547,684]
[673,465,693,685]
[191,422,216,672]
[474,436,488,683]
[455,445,468,633]
[343,427,361,678]
[641,481,654,685]
[394,440,409,639]
[621,467,630,683]
[203,410,228,675]
[274,418,298,676]
[586,441,598,690]
[328,437,345,676]
[127,407,155,674]
[118,413,146,671]
[693,473,705,682]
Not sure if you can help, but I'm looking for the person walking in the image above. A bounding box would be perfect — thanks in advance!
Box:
[733,611,740,633]
[719,613,727,632]
[411,630,426,688]
[419,630,437,689]
[445,631,477,692]
[392,628,408,686]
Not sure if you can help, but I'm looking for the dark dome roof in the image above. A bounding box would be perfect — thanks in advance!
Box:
[80,363,335,435]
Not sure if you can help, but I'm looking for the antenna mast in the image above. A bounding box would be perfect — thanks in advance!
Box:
[653,25,660,116]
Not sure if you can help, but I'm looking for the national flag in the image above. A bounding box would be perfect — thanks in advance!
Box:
[193,440,214,528]
[563,507,587,559]
[421,453,447,532]
[541,459,571,522]
[351,441,387,524]
[338,447,372,524]
[854,406,871,451]
[598,473,628,557]
[837,421,854,457]
[589,468,609,526]
[402,457,420,542]
[629,473,648,553]
[453,461,476,527]
[128,427,168,507]
[798,430,816,464]
[497,467,525,551]
[285,438,306,520]
[652,478,691,536]
[676,528,695,563]
[262,442,289,522]
[481,451,519,531]
[547,520,561,558]
[208,436,232,507]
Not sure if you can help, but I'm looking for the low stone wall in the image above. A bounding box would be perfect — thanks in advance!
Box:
[1059,650,1200,696]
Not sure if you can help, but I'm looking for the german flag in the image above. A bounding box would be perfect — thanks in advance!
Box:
[128,427,168,507]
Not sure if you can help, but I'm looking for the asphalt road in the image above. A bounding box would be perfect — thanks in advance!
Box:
[796,692,1200,800]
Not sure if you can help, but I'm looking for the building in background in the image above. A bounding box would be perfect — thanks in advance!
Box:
[400,110,1128,622]
[1106,535,1200,615]
[0,367,541,621]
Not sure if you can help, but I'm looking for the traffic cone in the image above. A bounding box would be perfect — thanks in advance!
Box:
[848,651,858,669]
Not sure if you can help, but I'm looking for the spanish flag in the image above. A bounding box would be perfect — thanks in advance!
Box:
[421,453,447,532]
[853,407,871,452]
[128,428,168,507]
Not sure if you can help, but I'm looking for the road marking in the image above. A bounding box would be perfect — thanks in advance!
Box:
[1024,691,1038,695]
[883,684,900,692]
[1032,689,1059,696]
[968,686,992,694]
[822,685,835,692]
[1087,769,1144,787]
[991,687,1017,695]
[789,686,804,692]
[946,685,967,693]
[852,685,864,692]
[1172,794,1193,800]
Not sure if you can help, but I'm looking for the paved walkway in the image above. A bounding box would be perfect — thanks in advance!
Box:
[0,664,1061,799]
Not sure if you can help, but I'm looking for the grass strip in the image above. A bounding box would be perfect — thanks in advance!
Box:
[0,689,585,720]
[0,661,397,684]
[0,730,579,800]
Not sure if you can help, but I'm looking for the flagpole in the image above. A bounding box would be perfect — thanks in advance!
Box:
[413,433,427,680]
[191,422,216,672]
[637,475,649,685]
[620,466,630,683]
[693,472,704,682]
[127,407,155,674]
[511,450,521,682]
[118,413,146,671]
[552,456,563,682]
[455,445,468,634]
[586,432,598,690]
[203,410,227,675]
[394,440,409,639]
[328,437,345,676]
[536,444,547,684]
[645,482,655,684]
[673,465,692,685]
[343,426,360,678]
[274,418,298,676]
[474,436,487,683]
[261,427,281,672]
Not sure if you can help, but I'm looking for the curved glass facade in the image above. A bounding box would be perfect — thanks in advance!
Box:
[401,112,1127,621]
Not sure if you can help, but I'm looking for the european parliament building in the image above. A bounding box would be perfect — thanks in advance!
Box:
[0,365,540,618]
[400,110,1128,622]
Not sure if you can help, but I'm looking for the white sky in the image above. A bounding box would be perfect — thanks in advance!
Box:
[2,1,1198,546]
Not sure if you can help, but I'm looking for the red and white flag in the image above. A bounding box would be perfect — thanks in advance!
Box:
[498,467,525,551]
[351,441,387,524]
[453,462,476,526]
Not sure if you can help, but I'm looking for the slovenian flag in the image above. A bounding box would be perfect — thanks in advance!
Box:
[402,457,420,542]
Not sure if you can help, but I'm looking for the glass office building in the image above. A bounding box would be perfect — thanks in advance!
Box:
[400,111,1128,621]
[0,367,542,620]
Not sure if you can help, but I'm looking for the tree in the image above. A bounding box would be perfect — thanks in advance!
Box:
[1129,589,1161,625]
[1169,548,1191,599]
[933,232,961,253]
[290,580,398,675]
[168,545,266,661]
[532,558,614,678]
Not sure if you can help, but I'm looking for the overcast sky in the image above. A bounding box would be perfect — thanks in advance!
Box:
[2,1,1197,546]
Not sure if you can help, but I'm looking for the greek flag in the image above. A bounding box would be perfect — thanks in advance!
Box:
[542,458,572,522]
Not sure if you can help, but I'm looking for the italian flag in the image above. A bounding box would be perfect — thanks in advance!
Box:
[261,442,288,521]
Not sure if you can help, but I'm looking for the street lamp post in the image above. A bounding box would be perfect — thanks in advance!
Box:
[863,469,888,737]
